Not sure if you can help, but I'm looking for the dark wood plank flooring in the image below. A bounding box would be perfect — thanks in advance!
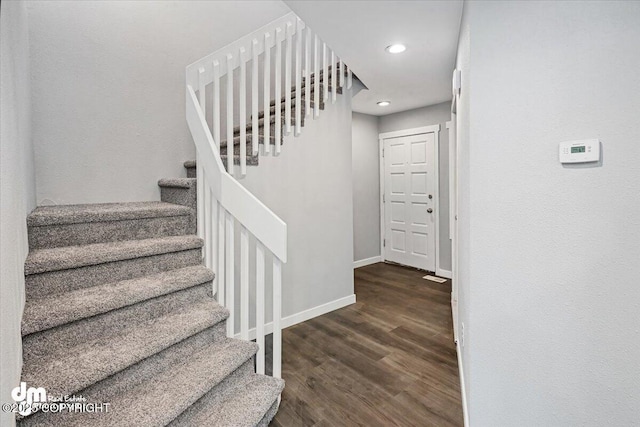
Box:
[270,262,463,426]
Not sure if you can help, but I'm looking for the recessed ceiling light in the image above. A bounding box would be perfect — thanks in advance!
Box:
[386,44,406,54]
[377,101,391,107]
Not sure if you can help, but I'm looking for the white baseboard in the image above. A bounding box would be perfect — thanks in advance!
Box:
[234,294,356,340]
[353,255,382,269]
[437,268,452,279]
[456,341,470,427]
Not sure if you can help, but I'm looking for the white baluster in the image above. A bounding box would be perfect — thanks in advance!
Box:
[213,60,221,148]
[285,22,292,135]
[225,212,235,337]
[217,204,225,306]
[198,67,206,116]
[313,34,319,118]
[331,51,336,103]
[226,53,234,174]
[239,47,247,176]
[196,154,204,241]
[210,187,217,296]
[256,241,266,375]
[304,27,311,118]
[240,226,249,340]
[322,42,328,102]
[347,66,352,89]
[203,178,211,268]
[263,32,271,154]
[275,27,282,153]
[273,257,282,379]
[339,59,344,89]
[294,19,302,136]
[252,39,259,156]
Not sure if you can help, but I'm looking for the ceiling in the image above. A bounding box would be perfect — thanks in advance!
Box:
[284,0,463,116]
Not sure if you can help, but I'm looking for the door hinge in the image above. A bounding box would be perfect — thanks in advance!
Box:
[383,238,386,247]
[383,194,385,203]
[382,148,384,157]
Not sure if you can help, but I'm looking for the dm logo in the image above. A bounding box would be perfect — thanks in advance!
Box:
[11,382,47,416]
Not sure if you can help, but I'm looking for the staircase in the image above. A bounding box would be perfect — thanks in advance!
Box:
[17,11,351,426]
[18,164,283,426]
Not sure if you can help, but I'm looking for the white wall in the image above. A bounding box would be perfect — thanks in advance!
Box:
[28,0,291,205]
[458,1,640,425]
[378,102,453,272]
[237,92,355,325]
[378,102,452,134]
[0,1,36,425]
[352,113,381,263]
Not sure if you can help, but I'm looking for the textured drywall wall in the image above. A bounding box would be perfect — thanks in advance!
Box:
[378,102,453,272]
[28,0,291,205]
[235,92,355,324]
[352,113,381,262]
[462,1,640,425]
[0,1,36,425]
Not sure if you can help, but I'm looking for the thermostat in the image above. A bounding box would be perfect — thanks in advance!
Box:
[559,139,600,164]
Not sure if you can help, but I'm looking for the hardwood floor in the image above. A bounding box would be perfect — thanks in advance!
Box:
[270,262,463,427]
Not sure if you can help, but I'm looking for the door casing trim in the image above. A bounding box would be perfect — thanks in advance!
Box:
[378,124,441,273]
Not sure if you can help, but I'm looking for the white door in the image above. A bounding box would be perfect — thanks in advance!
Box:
[383,132,436,271]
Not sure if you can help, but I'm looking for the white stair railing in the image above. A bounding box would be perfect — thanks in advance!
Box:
[185,12,351,379]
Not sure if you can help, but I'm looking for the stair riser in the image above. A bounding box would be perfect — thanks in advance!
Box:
[25,248,203,299]
[17,323,227,427]
[160,185,196,232]
[22,266,215,336]
[23,284,216,362]
[168,358,256,425]
[28,215,192,250]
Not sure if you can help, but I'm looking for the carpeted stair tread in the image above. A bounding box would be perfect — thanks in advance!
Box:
[170,372,284,426]
[22,265,215,336]
[158,178,196,189]
[22,338,259,427]
[24,235,203,275]
[27,201,191,227]
[21,299,225,399]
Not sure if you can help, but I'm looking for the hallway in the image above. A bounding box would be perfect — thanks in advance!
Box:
[271,262,463,426]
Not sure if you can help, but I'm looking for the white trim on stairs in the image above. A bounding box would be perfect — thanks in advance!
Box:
[353,256,382,269]
[233,294,356,340]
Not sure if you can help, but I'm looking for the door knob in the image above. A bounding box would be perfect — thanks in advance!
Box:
[427,208,433,213]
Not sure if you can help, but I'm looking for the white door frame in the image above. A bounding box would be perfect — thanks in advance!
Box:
[378,124,441,273]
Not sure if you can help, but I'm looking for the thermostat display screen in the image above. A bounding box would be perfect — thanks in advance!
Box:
[571,146,586,153]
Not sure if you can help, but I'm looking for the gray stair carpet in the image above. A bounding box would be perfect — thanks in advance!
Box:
[19,170,283,426]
